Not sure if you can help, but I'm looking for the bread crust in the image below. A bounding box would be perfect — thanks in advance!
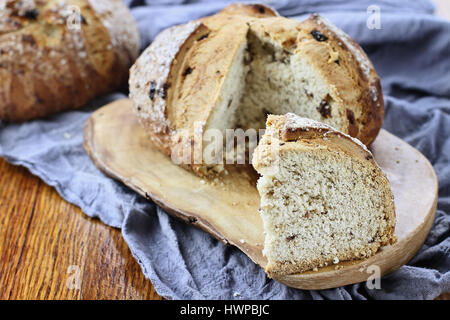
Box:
[129,21,210,157]
[304,14,384,147]
[0,0,140,122]
[130,3,384,174]
[253,114,396,276]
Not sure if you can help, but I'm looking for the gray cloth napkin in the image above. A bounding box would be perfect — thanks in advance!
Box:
[1,0,449,300]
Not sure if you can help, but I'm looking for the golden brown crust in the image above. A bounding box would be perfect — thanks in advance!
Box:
[217,2,279,18]
[246,14,384,146]
[129,21,211,157]
[0,0,140,122]
[303,14,384,146]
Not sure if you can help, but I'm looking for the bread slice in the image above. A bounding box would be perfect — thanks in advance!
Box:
[129,3,384,176]
[252,113,396,277]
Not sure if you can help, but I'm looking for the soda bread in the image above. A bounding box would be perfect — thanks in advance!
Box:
[129,3,384,176]
[0,0,140,122]
[252,113,396,276]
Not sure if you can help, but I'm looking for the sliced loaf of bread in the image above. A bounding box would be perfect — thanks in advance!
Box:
[252,113,396,276]
[129,3,384,176]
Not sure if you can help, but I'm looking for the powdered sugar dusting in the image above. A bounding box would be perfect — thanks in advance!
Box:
[88,0,139,55]
[130,21,204,128]
[283,113,371,153]
[370,86,379,102]
[284,112,335,131]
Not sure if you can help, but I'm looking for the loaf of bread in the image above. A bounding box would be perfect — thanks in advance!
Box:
[129,3,384,176]
[252,113,396,276]
[0,0,140,122]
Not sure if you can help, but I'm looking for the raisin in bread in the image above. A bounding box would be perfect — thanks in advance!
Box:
[0,0,140,122]
[252,113,396,277]
[129,3,383,176]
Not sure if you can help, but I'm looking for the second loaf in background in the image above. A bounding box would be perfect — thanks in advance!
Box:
[0,0,140,122]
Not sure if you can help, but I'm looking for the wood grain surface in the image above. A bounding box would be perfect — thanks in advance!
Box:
[0,158,163,300]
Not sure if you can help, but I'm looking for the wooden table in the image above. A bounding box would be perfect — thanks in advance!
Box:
[1,2,449,300]
[0,158,162,299]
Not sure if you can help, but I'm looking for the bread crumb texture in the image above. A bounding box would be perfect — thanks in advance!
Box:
[253,114,396,276]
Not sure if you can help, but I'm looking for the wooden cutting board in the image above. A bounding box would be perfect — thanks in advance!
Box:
[83,99,438,290]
